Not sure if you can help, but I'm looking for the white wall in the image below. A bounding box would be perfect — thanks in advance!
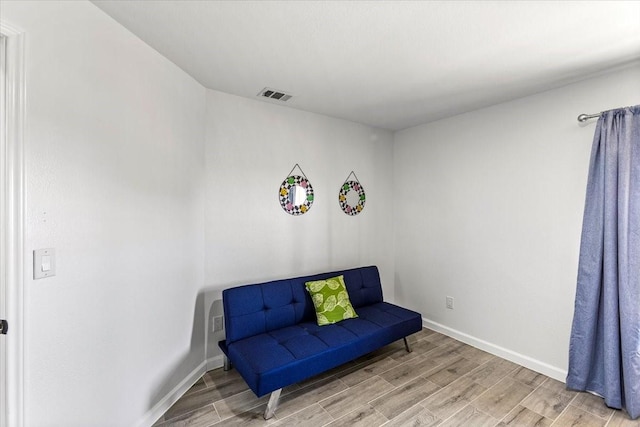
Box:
[3,2,206,426]
[204,90,395,361]
[393,62,640,379]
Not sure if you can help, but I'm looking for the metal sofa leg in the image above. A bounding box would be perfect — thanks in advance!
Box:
[223,356,232,371]
[404,337,412,353]
[264,388,282,420]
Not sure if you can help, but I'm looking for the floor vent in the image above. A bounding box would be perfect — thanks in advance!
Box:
[258,88,292,102]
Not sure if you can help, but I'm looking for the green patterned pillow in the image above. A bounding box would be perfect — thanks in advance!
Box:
[305,275,358,326]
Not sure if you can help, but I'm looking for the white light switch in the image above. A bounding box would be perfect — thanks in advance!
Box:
[41,255,51,272]
[34,248,56,279]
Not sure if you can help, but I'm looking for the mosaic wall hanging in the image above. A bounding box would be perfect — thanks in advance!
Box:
[279,164,314,216]
[339,171,365,216]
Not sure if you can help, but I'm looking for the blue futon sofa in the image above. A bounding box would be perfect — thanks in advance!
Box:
[217,265,422,419]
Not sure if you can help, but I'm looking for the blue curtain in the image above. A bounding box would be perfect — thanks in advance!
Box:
[567,105,640,419]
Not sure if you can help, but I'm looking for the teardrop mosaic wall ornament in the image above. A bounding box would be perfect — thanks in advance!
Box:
[339,172,365,216]
[279,164,314,216]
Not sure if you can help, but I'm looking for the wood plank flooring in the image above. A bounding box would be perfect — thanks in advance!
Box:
[153,329,637,427]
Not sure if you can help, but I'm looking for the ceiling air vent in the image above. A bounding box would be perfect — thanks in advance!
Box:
[258,87,292,102]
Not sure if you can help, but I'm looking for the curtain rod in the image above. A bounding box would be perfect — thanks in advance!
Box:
[577,113,601,123]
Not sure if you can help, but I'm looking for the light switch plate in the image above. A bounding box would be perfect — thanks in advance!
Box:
[34,248,56,279]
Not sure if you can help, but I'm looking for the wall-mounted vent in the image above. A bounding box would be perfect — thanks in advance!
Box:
[258,87,293,102]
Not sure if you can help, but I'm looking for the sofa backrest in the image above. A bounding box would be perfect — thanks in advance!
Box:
[222,265,384,344]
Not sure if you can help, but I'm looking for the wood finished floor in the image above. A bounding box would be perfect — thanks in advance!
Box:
[154,329,638,427]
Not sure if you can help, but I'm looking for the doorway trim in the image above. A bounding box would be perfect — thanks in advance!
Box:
[0,20,26,427]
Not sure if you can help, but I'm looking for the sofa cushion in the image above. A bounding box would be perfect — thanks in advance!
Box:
[305,275,358,326]
[226,301,422,397]
[222,266,385,344]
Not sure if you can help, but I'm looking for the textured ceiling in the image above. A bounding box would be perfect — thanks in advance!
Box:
[92,1,640,131]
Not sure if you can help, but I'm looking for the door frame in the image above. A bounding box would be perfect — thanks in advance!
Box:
[0,20,26,427]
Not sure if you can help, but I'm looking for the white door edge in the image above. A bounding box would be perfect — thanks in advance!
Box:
[0,20,26,427]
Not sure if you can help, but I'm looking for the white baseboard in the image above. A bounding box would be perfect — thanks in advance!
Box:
[206,355,225,372]
[135,361,207,427]
[422,318,568,383]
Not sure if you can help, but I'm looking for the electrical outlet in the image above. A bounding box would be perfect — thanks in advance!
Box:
[213,316,224,332]
[446,296,454,310]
